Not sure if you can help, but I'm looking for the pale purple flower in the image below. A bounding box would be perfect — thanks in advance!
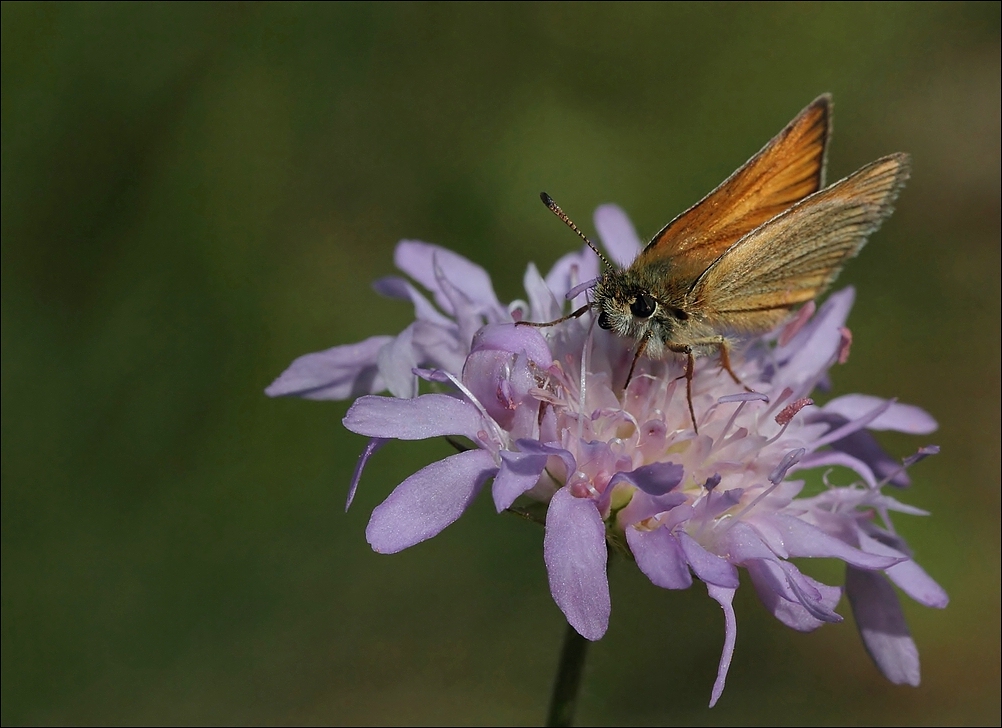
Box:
[268,204,947,706]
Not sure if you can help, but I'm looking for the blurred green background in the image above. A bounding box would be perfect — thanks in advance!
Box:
[2,3,999,725]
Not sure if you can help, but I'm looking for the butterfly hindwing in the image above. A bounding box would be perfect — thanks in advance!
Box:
[688,153,911,333]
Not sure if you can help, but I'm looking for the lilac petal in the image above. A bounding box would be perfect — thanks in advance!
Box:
[809,412,911,487]
[545,248,601,303]
[463,346,537,432]
[265,335,391,400]
[679,532,739,588]
[346,438,387,511]
[470,323,553,367]
[775,288,855,393]
[747,556,842,624]
[778,560,843,623]
[372,276,454,328]
[434,261,488,347]
[617,491,688,525]
[726,523,843,622]
[627,526,692,590]
[845,566,921,686]
[523,262,562,323]
[812,398,895,449]
[778,300,816,346]
[822,394,938,434]
[514,439,577,484]
[747,560,828,631]
[593,204,642,268]
[377,324,420,399]
[721,521,776,562]
[343,394,484,441]
[544,488,610,641]
[366,449,497,553]
[394,240,500,314]
[770,515,903,569]
[706,584,737,708]
[886,559,950,609]
[411,319,466,375]
[493,450,548,512]
[608,461,684,496]
[793,450,878,488]
[856,531,949,608]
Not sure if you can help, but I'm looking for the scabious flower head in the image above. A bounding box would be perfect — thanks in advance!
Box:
[267,204,947,706]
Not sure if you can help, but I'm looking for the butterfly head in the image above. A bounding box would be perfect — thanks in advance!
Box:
[592,268,692,358]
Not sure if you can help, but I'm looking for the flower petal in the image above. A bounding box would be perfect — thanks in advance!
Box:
[377,324,420,399]
[777,560,843,623]
[608,461,684,496]
[823,394,938,434]
[366,449,497,553]
[493,450,548,512]
[775,288,854,395]
[627,526,692,590]
[679,532,739,588]
[617,492,688,526]
[372,275,454,327]
[807,410,911,486]
[514,439,577,484]
[770,514,903,570]
[265,336,391,400]
[523,262,562,323]
[544,488,610,641]
[470,323,553,367]
[747,559,828,632]
[857,531,949,608]
[811,398,895,449]
[846,566,921,686]
[343,394,484,441]
[706,584,737,708]
[545,247,600,304]
[793,450,878,488]
[593,203,642,268]
[411,319,466,375]
[394,240,500,314]
[746,558,843,625]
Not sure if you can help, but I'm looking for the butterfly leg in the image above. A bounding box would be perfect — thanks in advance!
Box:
[667,343,699,434]
[624,332,652,390]
[715,339,754,392]
[515,304,590,328]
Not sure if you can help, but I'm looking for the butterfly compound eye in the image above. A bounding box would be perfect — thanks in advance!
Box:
[630,293,657,319]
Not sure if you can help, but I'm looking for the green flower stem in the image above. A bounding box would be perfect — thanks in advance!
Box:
[546,621,589,727]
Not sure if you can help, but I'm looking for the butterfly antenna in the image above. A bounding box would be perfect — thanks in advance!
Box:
[540,192,614,270]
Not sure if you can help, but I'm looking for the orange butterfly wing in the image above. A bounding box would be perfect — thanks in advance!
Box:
[636,94,831,276]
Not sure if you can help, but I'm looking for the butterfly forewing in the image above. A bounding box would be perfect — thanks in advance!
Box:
[638,94,831,275]
[689,153,911,333]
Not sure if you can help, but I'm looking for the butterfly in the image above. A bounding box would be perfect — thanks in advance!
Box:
[526,94,910,431]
